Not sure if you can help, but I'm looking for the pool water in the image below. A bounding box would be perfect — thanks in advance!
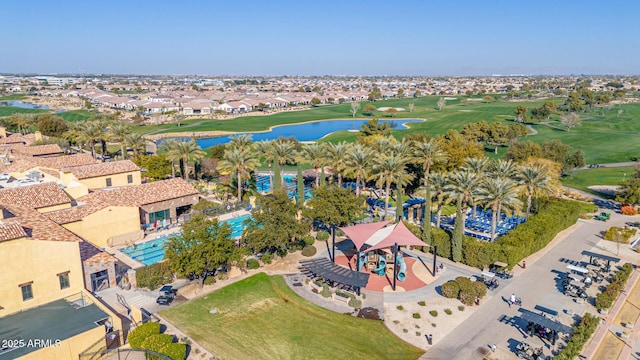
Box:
[255,174,313,200]
[120,214,252,266]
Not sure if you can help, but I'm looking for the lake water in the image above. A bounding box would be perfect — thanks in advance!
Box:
[0,101,50,110]
[195,119,422,148]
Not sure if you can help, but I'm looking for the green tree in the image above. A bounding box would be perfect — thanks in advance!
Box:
[358,118,393,139]
[368,87,381,101]
[514,105,528,122]
[505,141,542,163]
[302,143,327,187]
[326,142,348,186]
[108,123,132,159]
[477,177,521,241]
[372,154,413,220]
[437,130,484,170]
[412,139,447,242]
[172,139,206,180]
[517,165,553,218]
[445,170,480,261]
[344,143,372,197]
[218,147,260,201]
[123,132,149,157]
[304,186,364,226]
[385,108,398,117]
[245,189,309,254]
[36,114,68,137]
[131,154,171,180]
[362,104,377,116]
[164,213,238,287]
[311,97,321,106]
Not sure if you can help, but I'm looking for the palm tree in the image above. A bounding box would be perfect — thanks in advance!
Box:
[462,157,489,174]
[302,143,326,187]
[445,170,480,260]
[123,133,149,156]
[108,123,132,159]
[255,140,276,186]
[229,134,253,153]
[174,139,206,181]
[477,178,522,241]
[412,138,447,241]
[219,147,260,201]
[326,142,348,186]
[344,143,372,196]
[430,172,449,229]
[72,121,104,159]
[488,159,518,180]
[371,154,413,220]
[517,165,553,218]
[160,139,182,178]
[270,140,297,187]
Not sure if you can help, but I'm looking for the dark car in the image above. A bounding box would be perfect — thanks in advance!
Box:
[156,285,177,305]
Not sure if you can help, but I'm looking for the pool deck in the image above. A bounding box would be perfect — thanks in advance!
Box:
[219,210,250,222]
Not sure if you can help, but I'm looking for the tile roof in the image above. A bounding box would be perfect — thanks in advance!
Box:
[0,221,28,242]
[78,178,198,207]
[0,181,71,209]
[12,144,64,156]
[1,204,82,242]
[45,203,108,225]
[79,240,117,263]
[34,153,97,169]
[62,160,140,179]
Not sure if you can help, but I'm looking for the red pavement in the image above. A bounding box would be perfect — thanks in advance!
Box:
[334,254,427,292]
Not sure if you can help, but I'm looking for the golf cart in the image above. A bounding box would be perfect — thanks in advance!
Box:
[490,261,513,279]
[594,212,611,221]
[515,341,544,359]
[480,270,499,290]
[156,285,177,305]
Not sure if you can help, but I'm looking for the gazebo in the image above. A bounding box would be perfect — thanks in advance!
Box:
[340,221,429,290]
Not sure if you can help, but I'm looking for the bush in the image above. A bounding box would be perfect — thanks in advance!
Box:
[160,342,187,360]
[397,305,404,311]
[472,281,487,298]
[203,275,216,285]
[418,301,426,306]
[444,308,452,315]
[316,230,330,241]
[555,313,599,360]
[413,313,421,319]
[595,263,634,311]
[621,205,638,215]
[301,245,317,257]
[348,297,362,308]
[320,283,332,298]
[261,252,274,264]
[140,334,173,354]
[302,235,315,246]
[441,281,460,299]
[246,258,260,269]
[136,262,173,290]
[456,277,476,306]
[603,226,637,243]
[458,305,465,312]
[429,310,438,317]
[128,322,161,349]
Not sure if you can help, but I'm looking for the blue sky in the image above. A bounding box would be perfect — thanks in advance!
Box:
[1,0,638,76]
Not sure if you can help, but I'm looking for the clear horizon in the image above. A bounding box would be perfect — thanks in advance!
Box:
[2,0,639,76]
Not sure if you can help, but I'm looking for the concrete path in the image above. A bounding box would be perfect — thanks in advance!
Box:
[421,211,636,360]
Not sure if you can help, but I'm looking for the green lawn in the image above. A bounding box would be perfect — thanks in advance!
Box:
[58,110,93,122]
[161,273,423,360]
[0,94,28,101]
[562,166,635,195]
[0,106,49,117]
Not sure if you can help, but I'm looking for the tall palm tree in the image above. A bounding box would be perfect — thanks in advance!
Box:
[488,159,518,180]
[412,138,448,241]
[344,143,372,196]
[160,139,182,178]
[326,142,348,186]
[123,133,149,156]
[219,147,260,201]
[477,178,522,241]
[72,121,104,159]
[174,139,206,181]
[445,170,480,259]
[229,134,253,153]
[371,154,413,220]
[517,165,553,218]
[430,172,449,229]
[255,140,276,186]
[108,123,132,159]
[270,140,297,187]
[302,143,326,187]
[462,157,489,217]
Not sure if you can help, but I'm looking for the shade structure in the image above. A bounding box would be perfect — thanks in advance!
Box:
[519,308,572,334]
[339,220,392,252]
[581,250,620,264]
[299,258,370,288]
[366,221,429,252]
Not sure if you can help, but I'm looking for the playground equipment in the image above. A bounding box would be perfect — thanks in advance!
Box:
[373,255,387,276]
[396,254,407,282]
[358,252,366,271]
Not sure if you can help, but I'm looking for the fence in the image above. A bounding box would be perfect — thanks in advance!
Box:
[199,200,250,218]
[79,347,170,360]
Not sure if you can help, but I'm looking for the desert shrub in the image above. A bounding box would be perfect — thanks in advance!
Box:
[136,262,173,290]
[441,281,460,299]
[595,263,634,311]
[458,305,465,311]
[472,280,487,298]
[128,322,161,349]
[555,313,599,360]
[429,310,438,317]
[140,334,173,354]
[455,277,476,306]
[246,258,260,269]
[320,283,332,298]
[301,245,317,257]
[418,301,426,306]
[397,305,404,311]
[444,308,452,315]
[603,226,637,243]
[316,230,330,241]
[160,343,187,360]
[621,205,638,215]
[413,313,421,319]
[261,252,274,264]
[302,235,315,246]
[348,297,362,308]
[203,275,216,285]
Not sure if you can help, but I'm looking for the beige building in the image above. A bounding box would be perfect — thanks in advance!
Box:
[60,160,141,190]
[0,181,72,213]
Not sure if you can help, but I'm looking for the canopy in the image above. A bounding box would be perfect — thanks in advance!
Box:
[367,221,429,252]
[299,258,370,288]
[340,220,392,252]
[581,250,620,264]
[519,308,573,333]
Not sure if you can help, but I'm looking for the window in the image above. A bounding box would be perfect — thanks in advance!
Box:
[127,174,133,184]
[106,178,112,187]
[20,283,33,301]
[58,272,70,290]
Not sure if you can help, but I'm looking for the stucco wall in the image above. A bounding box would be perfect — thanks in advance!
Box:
[63,171,141,189]
[18,325,104,360]
[63,206,141,248]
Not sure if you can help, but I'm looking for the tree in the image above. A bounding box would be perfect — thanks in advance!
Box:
[310,97,321,106]
[372,154,412,220]
[123,132,149,157]
[412,139,447,242]
[326,142,348,186]
[368,87,381,101]
[36,114,68,137]
[414,90,422,98]
[541,139,570,165]
[517,165,552,218]
[164,213,237,288]
[437,97,446,111]
[616,176,640,206]
[108,123,132,159]
[397,88,404,98]
[560,112,580,131]
[477,177,521,241]
[344,143,372,196]
[482,96,495,103]
[159,139,182,178]
[445,170,480,261]
[385,108,398,117]
[304,186,364,226]
[218,147,260,201]
[173,139,206,181]
[408,102,415,113]
[362,104,377,116]
[245,189,309,254]
[358,118,394,140]
[302,143,326,187]
[131,154,171,180]
[71,120,105,159]
[505,141,542,163]
[437,130,484,170]
[270,139,297,186]
[514,105,528,122]
[350,101,360,118]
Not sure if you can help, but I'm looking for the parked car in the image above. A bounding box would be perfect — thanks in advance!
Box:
[156,285,177,305]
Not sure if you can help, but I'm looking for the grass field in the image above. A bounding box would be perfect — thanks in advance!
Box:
[0,94,28,101]
[58,110,93,122]
[161,273,423,360]
[0,106,49,117]
[562,166,634,195]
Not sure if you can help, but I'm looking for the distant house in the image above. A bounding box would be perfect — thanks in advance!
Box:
[60,160,142,190]
[182,101,212,115]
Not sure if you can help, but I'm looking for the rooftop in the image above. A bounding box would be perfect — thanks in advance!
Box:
[11,144,64,157]
[78,177,198,207]
[62,160,140,179]
[0,181,71,209]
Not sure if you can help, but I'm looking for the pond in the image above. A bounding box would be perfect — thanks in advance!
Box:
[195,118,423,148]
[0,101,50,110]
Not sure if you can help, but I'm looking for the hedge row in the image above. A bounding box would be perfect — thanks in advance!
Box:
[595,263,634,311]
[554,313,599,360]
[128,322,187,360]
[136,262,173,291]
[441,276,487,306]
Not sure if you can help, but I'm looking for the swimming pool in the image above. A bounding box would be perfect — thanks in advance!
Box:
[120,214,252,266]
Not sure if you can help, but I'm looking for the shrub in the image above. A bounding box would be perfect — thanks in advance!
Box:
[418,301,426,306]
[397,305,404,311]
[441,281,460,299]
[136,262,173,290]
[348,297,362,308]
[456,276,476,306]
[458,305,465,312]
[320,284,332,298]
[203,275,216,285]
[413,313,421,319]
[429,310,438,317]
[261,252,274,264]
[472,281,487,298]
[140,334,173,354]
[246,258,260,269]
[301,245,317,257]
[316,230,330,241]
[603,226,637,243]
[128,322,161,349]
[302,235,315,246]
[160,342,187,360]
[621,205,637,215]
[555,313,599,360]
[444,308,452,315]
[595,263,634,311]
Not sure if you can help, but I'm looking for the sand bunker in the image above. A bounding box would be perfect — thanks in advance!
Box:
[588,185,620,196]
[377,107,406,112]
